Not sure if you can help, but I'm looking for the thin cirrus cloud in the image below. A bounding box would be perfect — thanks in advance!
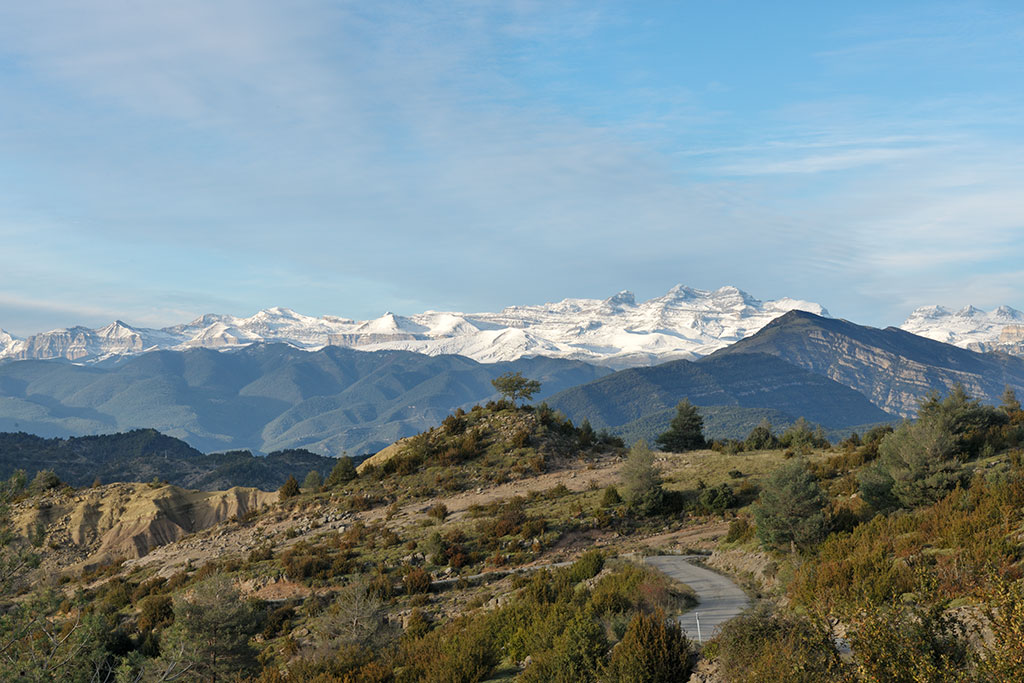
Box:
[0,1,1022,336]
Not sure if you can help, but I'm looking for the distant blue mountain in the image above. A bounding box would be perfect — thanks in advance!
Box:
[0,344,610,455]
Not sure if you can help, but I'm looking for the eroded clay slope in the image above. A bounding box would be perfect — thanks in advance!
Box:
[13,483,276,570]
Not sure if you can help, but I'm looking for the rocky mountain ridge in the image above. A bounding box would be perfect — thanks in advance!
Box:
[0,285,826,368]
[714,310,1024,417]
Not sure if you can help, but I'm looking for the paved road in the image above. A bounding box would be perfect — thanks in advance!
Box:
[645,555,750,643]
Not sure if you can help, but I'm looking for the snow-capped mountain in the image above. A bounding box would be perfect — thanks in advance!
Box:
[901,304,1024,355]
[0,286,828,368]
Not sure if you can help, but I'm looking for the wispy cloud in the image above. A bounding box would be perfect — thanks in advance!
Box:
[0,2,1023,334]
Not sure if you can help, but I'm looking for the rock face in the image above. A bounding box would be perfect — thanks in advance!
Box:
[714,311,1024,417]
[14,483,276,569]
[0,286,826,368]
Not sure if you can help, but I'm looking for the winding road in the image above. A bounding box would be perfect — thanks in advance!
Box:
[645,555,750,642]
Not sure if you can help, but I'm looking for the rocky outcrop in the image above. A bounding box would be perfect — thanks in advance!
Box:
[14,483,276,569]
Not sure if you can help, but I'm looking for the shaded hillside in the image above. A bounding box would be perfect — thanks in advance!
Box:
[0,344,610,454]
[0,429,340,490]
[710,310,1024,416]
[546,352,893,435]
[613,405,797,445]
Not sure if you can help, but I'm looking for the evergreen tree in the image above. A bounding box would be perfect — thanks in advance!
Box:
[279,475,300,501]
[1001,385,1022,415]
[148,574,260,682]
[859,385,1008,511]
[655,399,706,452]
[603,610,692,682]
[302,469,323,491]
[861,417,962,510]
[28,469,62,495]
[491,371,542,404]
[752,458,828,553]
[325,456,357,486]
[744,419,779,451]
[779,417,830,453]
[621,440,664,516]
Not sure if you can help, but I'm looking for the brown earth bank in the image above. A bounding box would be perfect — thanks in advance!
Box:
[12,482,276,572]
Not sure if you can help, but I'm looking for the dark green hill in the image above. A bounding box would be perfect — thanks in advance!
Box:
[0,429,342,489]
[612,405,799,445]
[546,352,894,439]
[0,345,610,455]
[710,310,1024,416]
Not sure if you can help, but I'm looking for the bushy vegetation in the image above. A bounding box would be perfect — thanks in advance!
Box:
[369,401,619,483]
[709,386,1024,681]
[4,385,1023,682]
[858,385,1021,512]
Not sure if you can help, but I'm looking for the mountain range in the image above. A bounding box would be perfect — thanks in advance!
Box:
[901,304,1024,354]
[546,352,894,440]
[4,287,1024,458]
[0,345,608,455]
[4,289,1023,371]
[6,307,1023,458]
[545,309,1024,443]
[0,286,826,368]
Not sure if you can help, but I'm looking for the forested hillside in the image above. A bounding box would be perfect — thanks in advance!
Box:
[547,352,894,438]
[0,429,343,490]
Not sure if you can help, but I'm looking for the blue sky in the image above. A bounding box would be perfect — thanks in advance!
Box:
[1,1,1023,335]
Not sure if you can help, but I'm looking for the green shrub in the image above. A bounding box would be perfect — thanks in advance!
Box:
[404,567,432,595]
[603,610,691,682]
[601,485,622,507]
[724,517,754,544]
[713,604,841,682]
[567,551,604,583]
[427,502,448,521]
[137,594,174,632]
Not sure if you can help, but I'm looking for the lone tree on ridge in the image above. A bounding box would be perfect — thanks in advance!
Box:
[491,371,541,404]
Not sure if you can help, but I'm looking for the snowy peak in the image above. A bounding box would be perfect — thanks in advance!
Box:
[0,285,828,367]
[601,290,636,309]
[901,304,1024,353]
[0,329,17,355]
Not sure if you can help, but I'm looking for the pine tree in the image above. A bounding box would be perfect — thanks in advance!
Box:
[279,475,300,501]
[744,419,779,450]
[326,456,358,486]
[656,399,706,452]
[1001,385,1022,414]
[490,371,542,404]
[148,574,259,682]
[621,440,664,516]
[753,458,828,553]
[302,470,323,492]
